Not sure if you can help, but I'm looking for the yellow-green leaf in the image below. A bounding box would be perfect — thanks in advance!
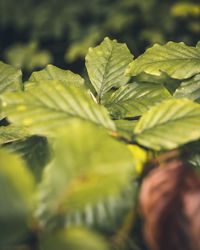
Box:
[126,42,200,79]
[134,98,200,150]
[86,37,133,102]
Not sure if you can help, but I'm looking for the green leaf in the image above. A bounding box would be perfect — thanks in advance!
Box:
[126,42,200,79]
[85,37,133,102]
[36,122,134,226]
[106,82,171,119]
[0,61,22,94]
[1,80,115,136]
[134,71,181,95]
[5,136,51,182]
[174,74,200,102]
[114,119,138,140]
[0,124,30,144]
[27,64,85,89]
[134,98,200,150]
[41,228,110,250]
[63,185,138,231]
[0,148,34,245]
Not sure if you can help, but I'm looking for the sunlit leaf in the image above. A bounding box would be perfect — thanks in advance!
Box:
[27,64,85,89]
[1,80,115,136]
[86,37,133,102]
[134,98,200,150]
[126,42,200,79]
[106,82,171,119]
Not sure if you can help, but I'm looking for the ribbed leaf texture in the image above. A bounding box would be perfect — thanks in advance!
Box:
[174,74,200,102]
[36,122,135,228]
[1,80,115,136]
[106,82,171,119]
[27,64,84,89]
[0,124,29,144]
[134,98,200,150]
[85,37,133,102]
[126,42,200,79]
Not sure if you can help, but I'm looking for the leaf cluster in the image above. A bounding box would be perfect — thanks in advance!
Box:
[1,37,200,250]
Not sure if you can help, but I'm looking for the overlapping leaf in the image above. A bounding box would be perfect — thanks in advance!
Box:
[5,136,51,182]
[134,98,200,150]
[106,82,171,119]
[174,74,200,102]
[126,42,200,79]
[36,122,135,227]
[0,124,30,144]
[27,64,84,89]
[113,119,138,140]
[85,37,133,102]
[1,80,115,136]
[134,71,181,95]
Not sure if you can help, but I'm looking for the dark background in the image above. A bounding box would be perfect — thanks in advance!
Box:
[0,0,200,76]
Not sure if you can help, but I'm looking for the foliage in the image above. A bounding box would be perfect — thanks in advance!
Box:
[0,0,199,73]
[1,37,200,249]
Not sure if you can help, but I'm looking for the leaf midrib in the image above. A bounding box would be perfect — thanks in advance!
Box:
[99,45,114,103]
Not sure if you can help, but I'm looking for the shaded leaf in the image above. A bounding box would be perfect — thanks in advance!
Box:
[134,71,181,95]
[0,124,30,144]
[1,80,115,136]
[5,136,51,182]
[106,82,171,119]
[174,74,200,102]
[126,42,200,79]
[0,149,34,246]
[114,119,138,140]
[134,98,200,150]
[86,37,133,102]
[63,185,138,232]
[27,64,84,89]
[41,228,110,250]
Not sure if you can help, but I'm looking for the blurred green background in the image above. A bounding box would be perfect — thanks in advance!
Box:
[0,0,200,76]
